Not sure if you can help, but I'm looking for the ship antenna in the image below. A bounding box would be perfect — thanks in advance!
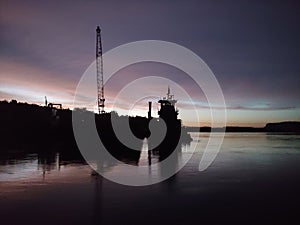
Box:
[167,86,170,99]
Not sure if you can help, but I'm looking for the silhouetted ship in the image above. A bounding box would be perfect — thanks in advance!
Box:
[93,86,192,163]
[0,88,192,165]
[149,87,191,159]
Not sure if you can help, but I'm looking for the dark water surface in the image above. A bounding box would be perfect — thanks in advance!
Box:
[1,133,300,225]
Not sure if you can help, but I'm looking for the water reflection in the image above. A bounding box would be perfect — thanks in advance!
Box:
[1,133,300,225]
[0,138,186,183]
[3,133,299,184]
[0,152,61,181]
[89,137,186,186]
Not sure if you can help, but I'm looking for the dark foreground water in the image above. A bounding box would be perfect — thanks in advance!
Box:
[1,133,300,225]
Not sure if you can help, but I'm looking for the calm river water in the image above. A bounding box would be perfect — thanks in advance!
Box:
[1,133,300,225]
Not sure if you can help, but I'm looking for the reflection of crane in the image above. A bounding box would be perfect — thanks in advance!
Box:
[96,26,105,114]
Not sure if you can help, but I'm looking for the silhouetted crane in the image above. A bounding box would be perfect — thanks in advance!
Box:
[96,26,105,114]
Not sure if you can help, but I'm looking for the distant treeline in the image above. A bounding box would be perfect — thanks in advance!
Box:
[1,99,300,146]
[185,121,300,133]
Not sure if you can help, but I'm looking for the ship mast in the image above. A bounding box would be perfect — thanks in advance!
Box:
[96,26,105,114]
[164,86,177,106]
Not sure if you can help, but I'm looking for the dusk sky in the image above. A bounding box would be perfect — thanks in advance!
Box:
[1,0,299,126]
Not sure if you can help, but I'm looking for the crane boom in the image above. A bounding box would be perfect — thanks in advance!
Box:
[96,26,105,114]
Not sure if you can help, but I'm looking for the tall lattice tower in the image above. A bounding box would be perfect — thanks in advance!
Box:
[96,26,105,114]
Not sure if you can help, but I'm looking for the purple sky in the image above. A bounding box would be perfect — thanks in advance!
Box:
[0,0,299,126]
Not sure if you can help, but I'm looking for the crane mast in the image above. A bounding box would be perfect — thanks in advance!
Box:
[96,26,105,114]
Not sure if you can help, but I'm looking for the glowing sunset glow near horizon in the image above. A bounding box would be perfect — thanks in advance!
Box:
[0,0,299,127]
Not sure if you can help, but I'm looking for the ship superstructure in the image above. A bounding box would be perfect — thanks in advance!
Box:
[158,86,179,122]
